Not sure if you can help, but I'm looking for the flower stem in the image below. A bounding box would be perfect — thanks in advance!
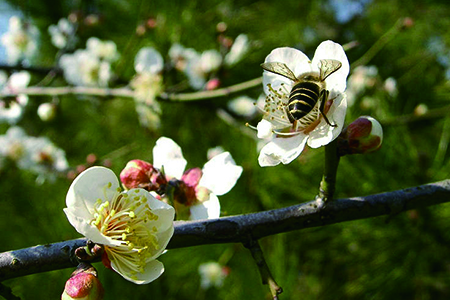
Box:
[317,138,340,204]
[243,238,283,299]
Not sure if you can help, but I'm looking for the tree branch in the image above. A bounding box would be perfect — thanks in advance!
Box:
[1,179,449,281]
[0,77,263,102]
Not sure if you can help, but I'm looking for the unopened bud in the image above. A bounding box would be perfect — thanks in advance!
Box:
[338,116,383,155]
[37,102,57,121]
[205,78,220,90]
[61,263,104,300]
[120,159,167,193]
[400,17,414,30]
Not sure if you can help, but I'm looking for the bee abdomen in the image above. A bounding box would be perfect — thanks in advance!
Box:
[288,82,320,120]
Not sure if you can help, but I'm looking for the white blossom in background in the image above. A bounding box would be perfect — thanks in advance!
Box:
[20,136,68,184]
[383,77,398,97]
[185,49,222,90]
[152,137,243,220]
[131,47,164,130]
[256,40,349,167]
[346,65,378,106]
[86,37,119,62]
[1,16,39,65]
[198,262,229,289]
[60,49,111,87]
[0,71,31,124]
[0,126,29,167]
[168,43,198,72]
[227,95,258,119]
[0,126,68,183]
[224,34,250,67]
[48,18,76,49]
[60,38,118,87]
[64,167,175,284]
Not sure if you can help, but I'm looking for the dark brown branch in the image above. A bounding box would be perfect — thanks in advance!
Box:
[1,179,450,281]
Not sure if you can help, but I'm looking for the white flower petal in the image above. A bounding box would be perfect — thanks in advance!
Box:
[65,166,119,218]
[189,193,221,220]
[135,47,164,75]
[111,256,165,284]
[258,134,308,167]
[152,137,187,179]
[311,40,350,93]
[135,189,175,233]
[63,208,115,246]
[198,152,243,196]
[308,94,347,148]
[263,47,311,94]
[257,119,274,139]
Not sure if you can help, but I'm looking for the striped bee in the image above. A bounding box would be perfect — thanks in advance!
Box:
[261,59,342,127]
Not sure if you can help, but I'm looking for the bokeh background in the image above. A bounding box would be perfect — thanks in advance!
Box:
[1,0,450,299]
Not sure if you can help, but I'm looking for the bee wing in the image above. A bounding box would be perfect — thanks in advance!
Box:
[319,59,342,81]
[261,62,298,81]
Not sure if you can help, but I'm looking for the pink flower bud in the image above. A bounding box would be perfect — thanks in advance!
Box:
[338,116,383,155]
[61,263,104,300]
[205,78,221,90]
[120,159,167,193]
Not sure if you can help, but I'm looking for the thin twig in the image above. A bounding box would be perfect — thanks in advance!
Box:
[243,238,283,299]
[351,18,405,69]
[0,77,263,102]
[1,179,449,281]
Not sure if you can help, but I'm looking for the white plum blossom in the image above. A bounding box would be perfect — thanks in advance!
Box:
[60,49,111,87]
[224,34,250,67]
[131,47,164,130]
[346,65,378,106]
[0,126,68,183]
[256,40,349,167]
[168,43,198,72]
[1,16,39,65]
[227,95,258,119]
[185,49,222,90]
[64,166,175,284]
[86,37,119,62]
[152,137,243,220]
[48,18,76,49]
[0,71,31,124]
[59,38,118,87]
[198,261,229,289]
[21,135,69,183]
[0,126,28,167]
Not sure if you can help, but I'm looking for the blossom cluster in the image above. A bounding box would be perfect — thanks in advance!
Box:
[346,65,398,109]
[120,137,243,220]
[1,16,39,65]
[59,37,119,87]
[169,34,249,90]
[0,71,31,124]
[0,126,69,183]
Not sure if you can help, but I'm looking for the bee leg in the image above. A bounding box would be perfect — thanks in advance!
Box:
[319,90,337,127]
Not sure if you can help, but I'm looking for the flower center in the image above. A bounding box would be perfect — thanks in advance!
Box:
[90,183,161,276]
[263,83,323,135]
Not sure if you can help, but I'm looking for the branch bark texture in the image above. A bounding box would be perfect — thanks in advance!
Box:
[1,179,449,281]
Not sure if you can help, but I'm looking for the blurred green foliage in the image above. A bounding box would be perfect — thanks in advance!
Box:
[1,0,450,299]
